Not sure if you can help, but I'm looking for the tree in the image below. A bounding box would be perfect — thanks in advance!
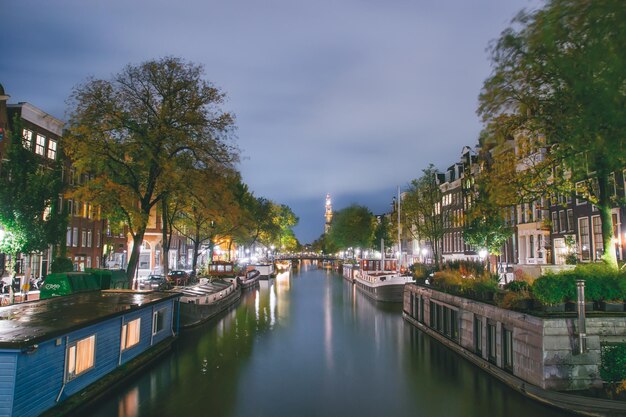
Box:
[373,215,395,253]
[478,0,626,268]
[174,168,240,275]
[0,117,65,275]
[402,165,444,268]
[65,57,238,282]
[326,204,375,252]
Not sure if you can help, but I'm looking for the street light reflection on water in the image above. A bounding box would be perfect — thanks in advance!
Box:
[84,264,575,417]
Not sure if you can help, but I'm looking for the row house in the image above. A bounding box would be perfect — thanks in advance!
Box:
[438,147,479,263]
[0,91,107,276]
[549,173,626,266]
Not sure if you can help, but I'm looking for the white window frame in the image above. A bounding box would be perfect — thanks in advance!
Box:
[22,129,33,149]
[47,139,57,160]
[152,309,166,335]
[35,134,46,155]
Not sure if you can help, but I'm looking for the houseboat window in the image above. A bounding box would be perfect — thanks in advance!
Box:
[474,316,482,356]
[487,323,497,364]
[121,318,141,350]
[66,335,96,381]
[419,296,424,324]
[503,328,513,371]
[153,310,166,335]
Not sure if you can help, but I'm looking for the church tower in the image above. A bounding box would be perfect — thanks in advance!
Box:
[324,194,332,234]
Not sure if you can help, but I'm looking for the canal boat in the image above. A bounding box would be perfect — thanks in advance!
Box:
[178,279,241,328]
[342,263,359,283]
[354,258,413,302]
[238,268,261,289]
[0,290,180,417]
[254,262,275,279]
[275,259,291,272]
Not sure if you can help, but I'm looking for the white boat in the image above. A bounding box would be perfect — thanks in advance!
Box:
[254,263,275,279]
[178,279,241,328]
[342,263,359,283]
[354,258,413,303]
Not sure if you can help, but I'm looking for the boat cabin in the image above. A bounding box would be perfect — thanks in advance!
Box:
[359,258,397,272]
[0,290,180,417]
[208,261,236,277]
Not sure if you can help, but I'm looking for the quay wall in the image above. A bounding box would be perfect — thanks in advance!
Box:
[403,284,626,391]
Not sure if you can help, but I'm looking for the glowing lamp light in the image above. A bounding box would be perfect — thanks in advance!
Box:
[479,249,488,259]
[421,248,428,256]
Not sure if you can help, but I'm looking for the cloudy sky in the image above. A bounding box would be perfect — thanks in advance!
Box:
[1,0,538,243]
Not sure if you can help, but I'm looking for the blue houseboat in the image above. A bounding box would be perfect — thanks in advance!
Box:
[0,290,180,417]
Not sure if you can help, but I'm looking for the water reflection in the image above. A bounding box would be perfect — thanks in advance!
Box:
[85,268,576,417]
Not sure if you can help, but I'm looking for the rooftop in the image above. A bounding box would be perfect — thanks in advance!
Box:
[0,290,180,349]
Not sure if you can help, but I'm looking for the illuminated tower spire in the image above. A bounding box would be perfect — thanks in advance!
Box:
[324,193,332,234]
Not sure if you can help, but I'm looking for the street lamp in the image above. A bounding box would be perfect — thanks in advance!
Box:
[479,249,488,260]
[421,248,428,263]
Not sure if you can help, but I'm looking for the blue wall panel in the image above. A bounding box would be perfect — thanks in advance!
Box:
[0,351,17,417]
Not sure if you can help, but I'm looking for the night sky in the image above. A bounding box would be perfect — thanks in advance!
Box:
[0,0,539,244]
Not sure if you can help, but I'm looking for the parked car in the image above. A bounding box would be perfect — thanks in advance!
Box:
[167,270,189,286]
[139,275,170,290]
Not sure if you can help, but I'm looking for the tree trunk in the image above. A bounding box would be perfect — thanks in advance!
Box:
[597,171,618,269]
[192,239,201,276]
[126,229,146,285]
[227,240,233,261]
[161,198,170,277]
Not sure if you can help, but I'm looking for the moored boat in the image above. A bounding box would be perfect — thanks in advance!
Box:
[254,262,275,279]
[178,279,241,328]
[275,259,291,272]
[354,258,413,303]
[238,268,261,289]
[342,263,358,283]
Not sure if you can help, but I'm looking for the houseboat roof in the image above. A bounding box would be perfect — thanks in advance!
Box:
[0,290,180,349]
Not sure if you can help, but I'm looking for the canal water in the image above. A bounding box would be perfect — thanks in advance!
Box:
[87,263,576,417]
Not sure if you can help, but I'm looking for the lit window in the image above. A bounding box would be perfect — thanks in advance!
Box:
[66,335,96,381]
[35,134,46,155]
[22,129,33,149]
[81,231,86,247]
[47,139,57,159]
[121,318,141,350]
[87,230,92,248]
[73,227,78,247]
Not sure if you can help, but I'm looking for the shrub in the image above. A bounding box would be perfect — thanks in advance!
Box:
[444,259,485,278]
[504,280,531,293]
[50,257,74,273]
[410,263,436,280]
[600,344,626,384]
[532,274,574,305]
[431,270,464,293]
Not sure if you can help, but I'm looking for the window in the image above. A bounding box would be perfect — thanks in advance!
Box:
[35,134,46,155]
[579,217,590,261]
[96,231,101,248]
[576,181,587,205]
[81,231,87,248]
[559,211,566,232]
[567,209,574,232]
[58,194,63,214]
[22,129,33,149]
[87,230,92,248]
[66,335,96,381]
[153,309,166,335]
[70,168,75,185]
[502,328,513,371]
[66,227,72,246]
[592,216,603,261]
[487,323,497,364]
[72,227,78,247]
[474,316,483,356]
[66,199,73,216]
[86,256,92,269]
[47,139,57,159]
[551,212,558,233]
[538,235,544,259]
[529,235,535,259]
[121,318,141,350]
